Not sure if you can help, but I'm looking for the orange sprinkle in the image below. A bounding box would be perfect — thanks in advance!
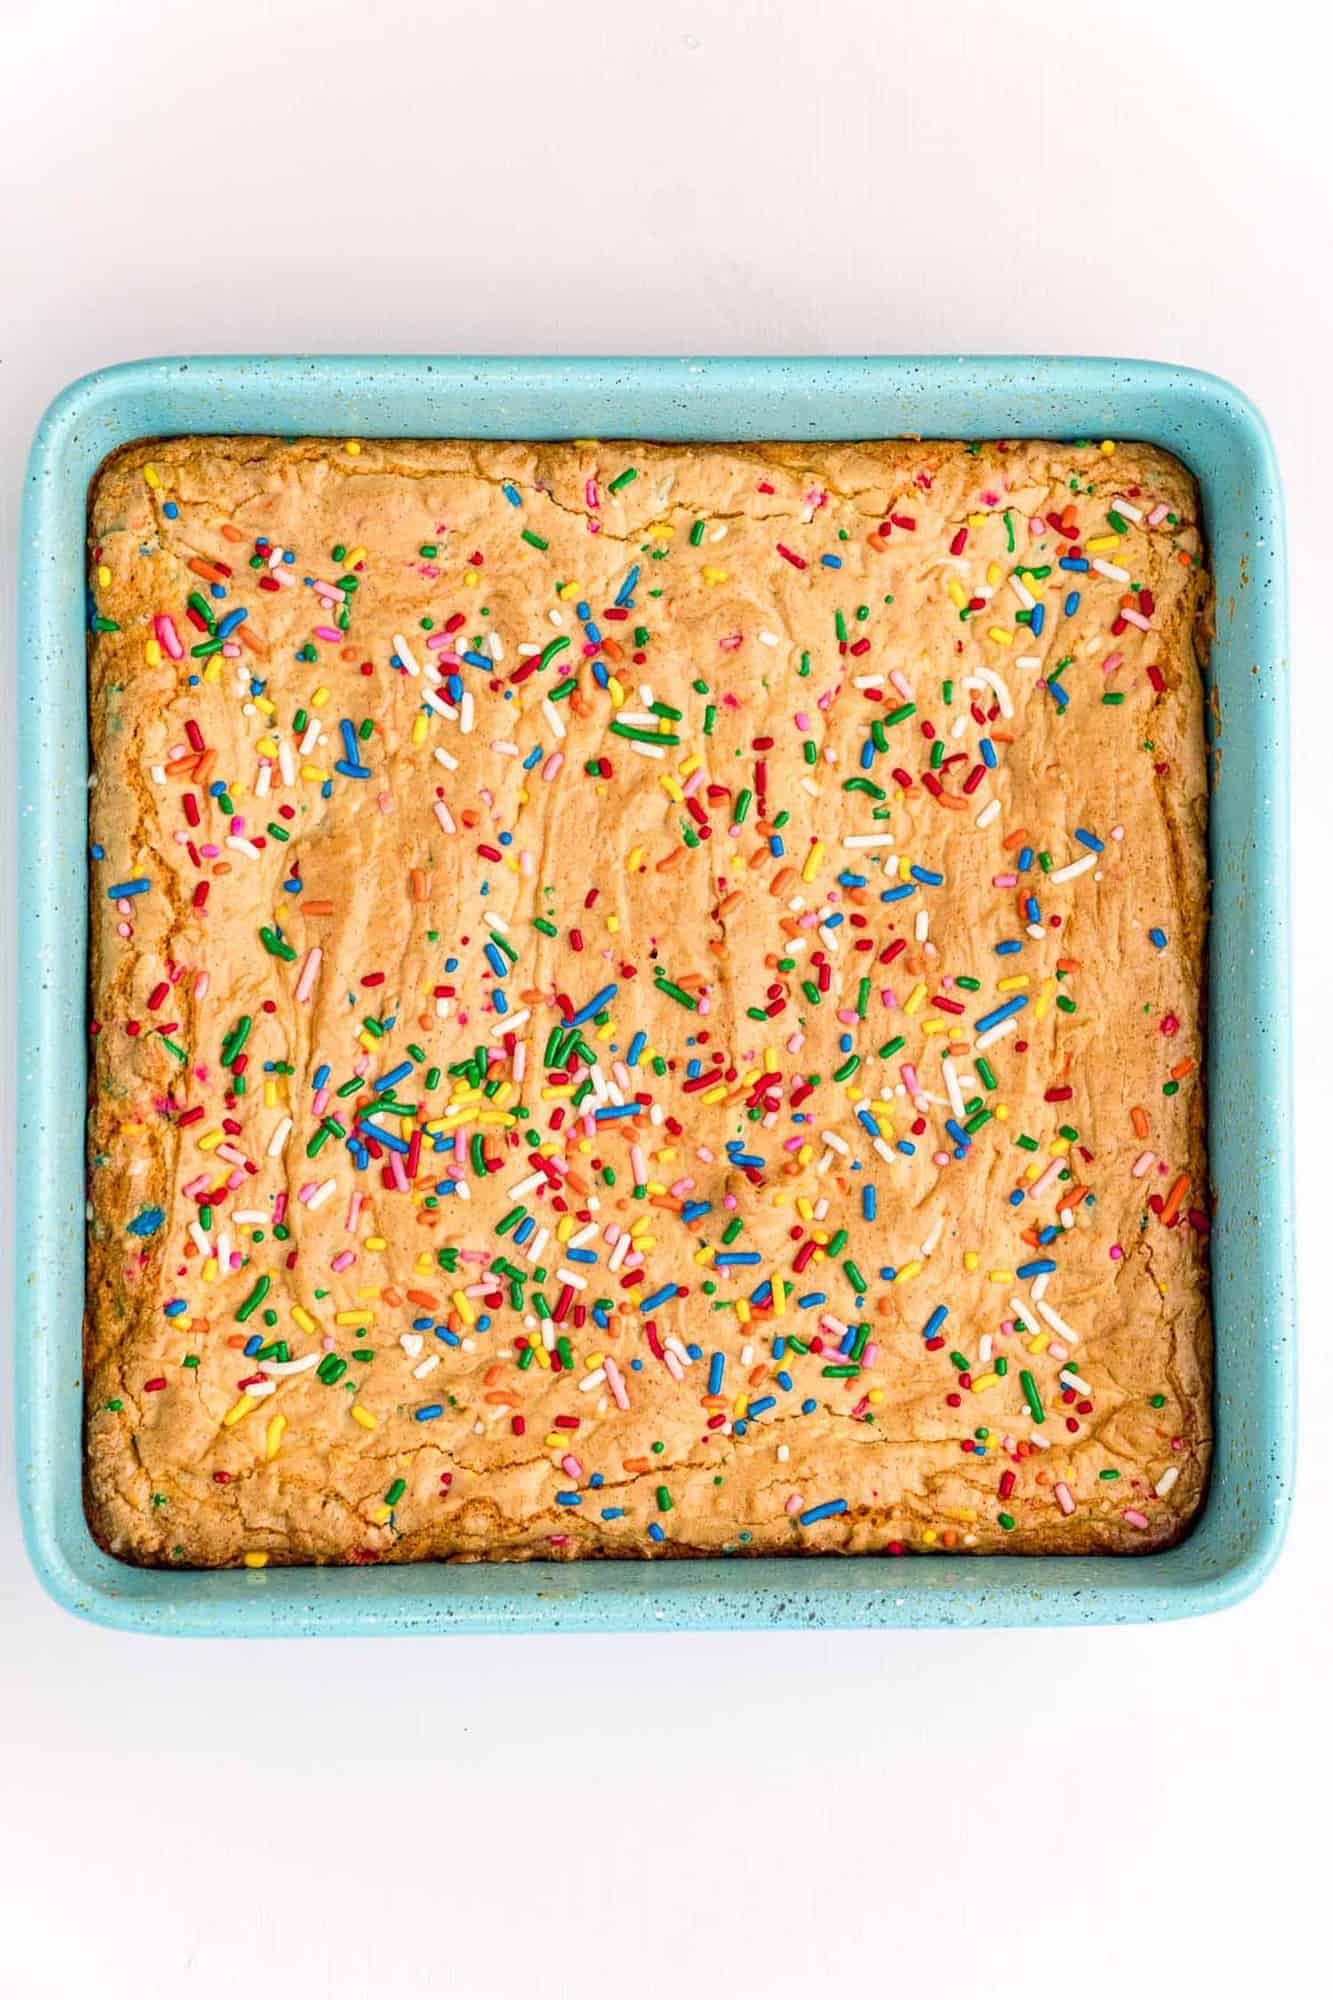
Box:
[655,847,685,873]
[219,524,243,543]
[1160,1174,1190,1226]
[410,868,429,901]
[1170,1058,1196,1081]
[1131,1106,1150,1138]
[302,899,335,915]
[188,558,230,584]
[1002,827,1031,852]
[623,1456,651,1475]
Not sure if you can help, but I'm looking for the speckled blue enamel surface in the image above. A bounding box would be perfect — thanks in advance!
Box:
[15,356,1295,1636]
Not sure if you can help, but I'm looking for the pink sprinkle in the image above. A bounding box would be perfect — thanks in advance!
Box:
[313,626,341,642]
[993,872,1018,888]
[561,1454,583,1480]
[154,613,184,660]
[794,711,810,730]
[542,752,564,782]
[785,1493,804,1516]
[1124,1508,1151,1529]
[330,1250,355,1272]
[1054,1481,1076,1516]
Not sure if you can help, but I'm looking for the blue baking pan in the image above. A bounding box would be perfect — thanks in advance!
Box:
[15,356,1294,1634]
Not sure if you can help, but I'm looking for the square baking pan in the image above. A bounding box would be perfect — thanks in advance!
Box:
[16,355,1295,1635]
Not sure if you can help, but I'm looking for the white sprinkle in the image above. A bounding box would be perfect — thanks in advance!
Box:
[392,632,421,677]
[1155,1465,1180,1498]
[1048,852,1098,885]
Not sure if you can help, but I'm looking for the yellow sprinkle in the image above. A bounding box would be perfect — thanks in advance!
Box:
[802,840,825,883]
[1085,533,1122,553]
[702,565,730,585]
[344,440,362,456]
[970,1371,1001,1394]
[370,1503,392,1524]
[1099,439,1116,455]
[143,464,162,489]
[996,974,1030,992]
[558,581,582,601]
[868,1387,886,1405]
[734,1299,751,1325]
[646,521,674,539]
[366,1235,387,1251]
[895,1260,923,1283]
[196,1129,223,1152]
[606,914,620,935]
[1034,977,1057,1022]
[986,561,1002,586]
[201,1258,218,1283]
[145,638,162,667]
[987,626,1013,646]
[947,578,966,609]
[701,1084,728,1105]
[452,1289,477,1327]
[242,1551,268,1568]
[1027,1332,1051,1353]
[97,563,111,588]
[411,714,428,745]
[300,763,329,783]
[1050,1136,1070,1157]
[963,1251,980,1272]
[203,658,222,683]
[264,1413,286,1460]
[988,1269,1014,1284]
[967,511,988,529]
[659,773,684,803]
[903,982,927,1016]
[585,1352,604,1370]
[796,1197,814,1221]
[310,686,331,708]
[349,1404,377,1430]
[334,1310,369,1326]
[608,677,626,710]
[222,1394,255,1428]
[253,696,276,716]
[680,755,702,778]
[291,1306,317,1334]
[345,548,366,567]
[921,1020,947,1037]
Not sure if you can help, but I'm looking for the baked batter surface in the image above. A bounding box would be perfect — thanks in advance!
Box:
[85,435,1211,1565]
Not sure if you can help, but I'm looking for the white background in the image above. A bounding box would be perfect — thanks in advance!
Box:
[2,4,1328,1996]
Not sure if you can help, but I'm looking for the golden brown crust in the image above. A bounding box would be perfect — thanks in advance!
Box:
[85,435,1211,1567]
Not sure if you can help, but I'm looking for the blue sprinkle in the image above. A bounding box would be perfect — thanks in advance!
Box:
[1149,927,1168,949]
[107,878,151,900]
[748,1396,776,1418]
[414,1404,444,1421]
[980,738,997,768]
[910,864,944,886]
[923,1305,949,1339]
[798,1499,847,1527]
[1030,602,1045,637]
[1074,828,1104,852]
[1060,556,1089,572]
[601,1506,625,1520]
[879,883,916,904]
[647,1521,665,1542]
[1017,1259,1057,1278]
[1049,680,1069,709]
[996,939,1022,955]
[501,482,522,506]
[555,1492,582,1507]
[974,995,1028,1034]
[639,1283,678,1313]
[126,1207,165,1237]
[1064,590,1081,616]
